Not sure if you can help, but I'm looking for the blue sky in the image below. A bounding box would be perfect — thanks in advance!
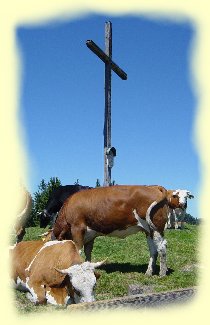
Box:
[16,14,199,217]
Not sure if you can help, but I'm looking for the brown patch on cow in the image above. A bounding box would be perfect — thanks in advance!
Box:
[28,241,82,286]
[46,286,70,304]
[10,240,44,283]
[167,190,181,209]
[150,199,169,235]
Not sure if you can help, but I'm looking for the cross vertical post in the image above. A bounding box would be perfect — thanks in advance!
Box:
[86,21,127,187]
[104,21,112,186]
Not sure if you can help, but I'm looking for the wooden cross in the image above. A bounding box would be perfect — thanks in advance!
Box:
[86,21,127,186]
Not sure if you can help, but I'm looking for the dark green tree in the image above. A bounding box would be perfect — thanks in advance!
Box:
[27,177,62,226]
[184,213,199,225]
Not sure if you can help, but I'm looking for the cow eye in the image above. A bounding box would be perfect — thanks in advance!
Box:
[73,288,81,296]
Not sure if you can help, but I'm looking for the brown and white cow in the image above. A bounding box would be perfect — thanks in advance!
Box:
[51,185,172,277]
[14,187,32,243]
[10,240,104,305]
[166,189,194,229]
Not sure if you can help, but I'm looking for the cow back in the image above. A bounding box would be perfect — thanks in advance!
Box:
[27,241,82,287]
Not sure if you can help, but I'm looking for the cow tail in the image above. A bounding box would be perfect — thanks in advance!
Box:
[17,191,32,220]
[146,201,158,231]
[146,186,167,231]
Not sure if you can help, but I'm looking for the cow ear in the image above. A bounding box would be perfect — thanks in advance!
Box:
[94,271,101,280]
[172,190,179,197]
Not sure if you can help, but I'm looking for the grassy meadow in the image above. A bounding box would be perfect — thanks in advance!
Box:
[11,224,200,313]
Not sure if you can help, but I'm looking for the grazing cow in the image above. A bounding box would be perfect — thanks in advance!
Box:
[51,185,174,277]
[39,185,92,228]
[10,240,104,305]
[14,187,32,243]
[166,189,194,229]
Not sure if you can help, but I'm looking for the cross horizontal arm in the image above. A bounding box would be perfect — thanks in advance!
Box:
[86,40,127,80]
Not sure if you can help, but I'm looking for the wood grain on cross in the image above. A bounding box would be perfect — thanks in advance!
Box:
[86,21,127,186]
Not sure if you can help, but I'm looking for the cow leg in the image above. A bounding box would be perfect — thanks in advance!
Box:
[71,223,86,253]
[26,280,46,305]
[57,229,71,240]
[45,287,71,306]
[153,231,167,277]
[174,210,179,229]
[16,227,26,243]
[167,210,172,229]
[145,235,158,276]
[84,239,94,261]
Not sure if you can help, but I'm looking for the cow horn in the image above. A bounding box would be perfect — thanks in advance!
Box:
[54,267,69,274]
[90,258,108,268]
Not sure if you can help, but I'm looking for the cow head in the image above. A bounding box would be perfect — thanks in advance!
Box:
[169,189,194,210]
[55,260,105,303]
[39,210,51,228]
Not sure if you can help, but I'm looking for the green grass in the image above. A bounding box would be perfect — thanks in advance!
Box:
[11,224,200,313]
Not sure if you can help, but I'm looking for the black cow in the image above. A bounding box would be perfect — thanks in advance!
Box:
[39,185,92,228]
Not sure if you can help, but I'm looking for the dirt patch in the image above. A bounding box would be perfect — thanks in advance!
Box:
[181,264,199,272]
[128,284,155,296]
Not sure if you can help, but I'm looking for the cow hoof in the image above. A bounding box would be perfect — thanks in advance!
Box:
[159,274,166,278]
[145,270,153,277]
[159,269,167,277]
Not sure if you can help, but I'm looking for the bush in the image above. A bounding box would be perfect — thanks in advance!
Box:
[27,177,61,226]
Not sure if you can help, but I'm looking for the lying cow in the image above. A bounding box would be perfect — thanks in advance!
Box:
[39,184,92,228]
[51,185,180,277]
[14,187,32,243]
[167,189,194,229]
[10,239,104,305]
